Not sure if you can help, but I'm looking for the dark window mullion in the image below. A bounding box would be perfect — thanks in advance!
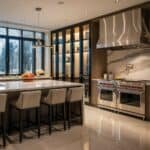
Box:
[56,32,59,79]
[71,28,74,81]
[6,27,9,75]
[62,30,66,80]
[79,25,83,83]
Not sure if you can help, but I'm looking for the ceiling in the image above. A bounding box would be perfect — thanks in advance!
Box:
[0,0,149,31]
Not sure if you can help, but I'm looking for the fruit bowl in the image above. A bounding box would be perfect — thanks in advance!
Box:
[21,72,35,82]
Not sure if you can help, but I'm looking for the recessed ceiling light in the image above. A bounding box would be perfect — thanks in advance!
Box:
[58,1,64,5]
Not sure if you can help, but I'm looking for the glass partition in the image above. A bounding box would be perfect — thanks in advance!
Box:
[65,29,71,79]
[74,27,80,79]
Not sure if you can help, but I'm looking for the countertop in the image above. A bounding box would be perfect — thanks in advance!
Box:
[92,78,150,86]
[0,79,83,93]
[0,75,51,81]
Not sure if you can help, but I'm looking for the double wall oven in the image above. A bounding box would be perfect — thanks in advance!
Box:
[97,80,146,119]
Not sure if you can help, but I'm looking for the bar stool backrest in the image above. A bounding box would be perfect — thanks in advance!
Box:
[67,87,83,102]
[0,94,7,112]
[46,88,66,105]
[16,91,41,109]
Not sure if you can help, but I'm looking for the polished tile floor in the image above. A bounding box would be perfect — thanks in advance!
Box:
[1,105,150,150]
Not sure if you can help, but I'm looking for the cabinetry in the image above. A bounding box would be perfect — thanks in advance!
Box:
[51,23,91,100]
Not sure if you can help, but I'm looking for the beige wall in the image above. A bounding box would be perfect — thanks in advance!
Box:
[107,48,150,80]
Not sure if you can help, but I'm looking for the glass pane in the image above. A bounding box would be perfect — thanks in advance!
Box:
[59,44,63,78]
[23,41,34,72]
[100,90,113,101]
[74,53,80,78]
[36,32,43,39]
[74,27,79,41]
[83,24,90,75]
[52,55,56,77]
[58,32,63,43]
[65,54,71,78]
[9,39,20,74]
[0,27,6,35]
[120,93,140,107]
[52,33,56,44]
[8,29,21,37]
[36,47,42,71]
[0,38,6,74]
[23,31,34,38]
[65,29,71,78]
[74,27,80,78]
[83,24,89,40]
[83,40,89,75]
[66,29,71,43]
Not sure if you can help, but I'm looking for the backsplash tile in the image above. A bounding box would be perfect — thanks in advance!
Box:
[107,48,150,80]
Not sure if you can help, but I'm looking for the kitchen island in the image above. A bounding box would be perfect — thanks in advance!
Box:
[1,80,84,138]
[0,79,83,92]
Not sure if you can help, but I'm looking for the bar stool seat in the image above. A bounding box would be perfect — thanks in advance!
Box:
[67,87,83,129]
[41,88,67,134]
[0,94,7,147]
[9,91,41,143]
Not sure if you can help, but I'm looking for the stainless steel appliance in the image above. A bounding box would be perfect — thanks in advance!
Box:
[97,79,146,119]
[96,5,150,50]
[97,80,117,110]
[117,81,145,119]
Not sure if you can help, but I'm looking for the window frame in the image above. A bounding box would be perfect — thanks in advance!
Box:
[0,27,45,75]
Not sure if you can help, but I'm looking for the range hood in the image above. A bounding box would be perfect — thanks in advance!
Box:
[96,6,150,50]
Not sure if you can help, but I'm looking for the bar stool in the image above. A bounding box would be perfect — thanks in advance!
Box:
[0,94,7,147]
[67,87,83,129]
[9,91,41,143]
[41,88,67,135]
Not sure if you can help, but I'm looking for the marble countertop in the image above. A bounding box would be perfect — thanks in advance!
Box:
[0,80,83,93]
[0,75,51,81]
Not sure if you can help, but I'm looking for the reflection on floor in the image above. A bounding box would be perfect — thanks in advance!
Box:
[1,105,150,150]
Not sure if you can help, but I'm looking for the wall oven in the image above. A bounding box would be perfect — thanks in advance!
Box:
[97,80,117,109]
[117,81,145,118]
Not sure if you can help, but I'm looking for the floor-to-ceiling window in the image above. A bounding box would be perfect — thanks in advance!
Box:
[23,40,34,72]
[0,27,45,75]
[9,39,20,74]
[0,38,6,74]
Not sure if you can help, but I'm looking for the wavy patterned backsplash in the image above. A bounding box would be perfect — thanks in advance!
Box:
[107,48,150,80]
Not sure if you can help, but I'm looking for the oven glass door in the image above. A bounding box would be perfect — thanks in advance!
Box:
[120,92,140,107]
[100,89,113,101]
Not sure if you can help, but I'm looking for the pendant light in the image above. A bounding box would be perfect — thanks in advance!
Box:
[32,7,53,49]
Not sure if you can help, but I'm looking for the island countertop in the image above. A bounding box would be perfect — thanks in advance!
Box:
[0,79,83,93]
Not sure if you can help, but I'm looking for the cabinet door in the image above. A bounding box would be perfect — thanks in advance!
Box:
[83,24,90,76]
[58,32,63,79]
[74,27,80,79]
[52,33,56,78]
[65,29,71,79]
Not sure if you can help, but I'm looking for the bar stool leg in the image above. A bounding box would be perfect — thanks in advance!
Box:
[80,101,83,125]
[36,108,40,138]
[68,102,71,129]
[63,103,66,130]
[48,105,52,135]
[8,105,12,134]
[1,113,6,147]
[26,110,30,128]
[19,109,23,143]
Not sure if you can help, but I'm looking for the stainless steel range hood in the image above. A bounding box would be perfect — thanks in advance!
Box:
[96,7,150,50]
